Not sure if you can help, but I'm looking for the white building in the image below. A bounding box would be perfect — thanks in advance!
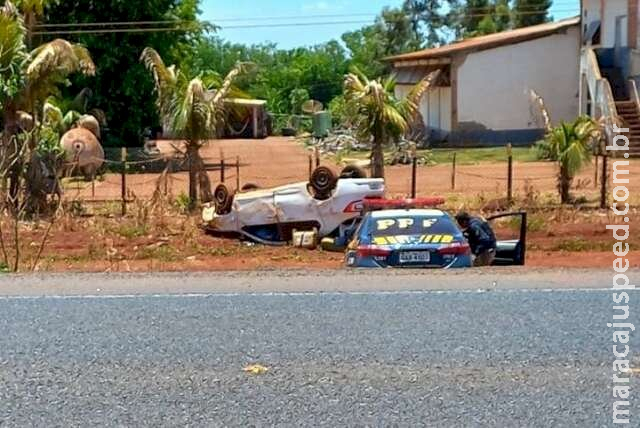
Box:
[388,18,581,146]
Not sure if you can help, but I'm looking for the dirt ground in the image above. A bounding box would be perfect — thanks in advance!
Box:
[70,137,640,202]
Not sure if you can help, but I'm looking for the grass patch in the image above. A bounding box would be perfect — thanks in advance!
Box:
[113,223,149,239]
[334,146,539,165]
[548,239,638,252]
[137,245,179,262]
[428,147,539,165]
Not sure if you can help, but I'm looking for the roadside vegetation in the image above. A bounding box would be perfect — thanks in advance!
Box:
[0,191,636,272]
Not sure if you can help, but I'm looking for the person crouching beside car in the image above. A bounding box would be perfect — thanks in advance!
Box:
[455,212,497,267]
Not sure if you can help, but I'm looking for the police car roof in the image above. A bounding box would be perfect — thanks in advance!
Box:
[369,209,446,218]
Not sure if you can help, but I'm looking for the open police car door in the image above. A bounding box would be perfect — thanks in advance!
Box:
[486,212,527,266]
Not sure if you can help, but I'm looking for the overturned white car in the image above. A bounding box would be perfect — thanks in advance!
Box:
[202,166,384,245]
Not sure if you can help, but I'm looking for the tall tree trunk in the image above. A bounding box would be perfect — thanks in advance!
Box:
[196,152,212,203]
[371,127,386,179]
[186,142,199,211]
[559,164,572,204]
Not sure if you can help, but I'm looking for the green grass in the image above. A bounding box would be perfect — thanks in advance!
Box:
[428,147,539,165]
[335,146,540,165]
[113,223,149,239]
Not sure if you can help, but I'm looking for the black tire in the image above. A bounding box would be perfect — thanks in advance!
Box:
[241,183,260,192]
[309,166,337,198]
[339,165,367,179]
[214,183,234,215]
[281,127,297,137]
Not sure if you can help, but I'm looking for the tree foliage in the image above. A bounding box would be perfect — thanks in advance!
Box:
[342,7,422,77]
[184,38,349,115]
[512,0,552,28]
[43,0,203,146]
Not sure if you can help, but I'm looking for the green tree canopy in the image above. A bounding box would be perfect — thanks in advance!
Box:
[185,38,349,114]
[512,0,551,28]
[342,7,422,78]
[43,0,204,146]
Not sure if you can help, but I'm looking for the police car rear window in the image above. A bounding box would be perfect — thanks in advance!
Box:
[370,215,459,237]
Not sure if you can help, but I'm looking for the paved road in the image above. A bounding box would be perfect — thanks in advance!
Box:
[0,268,634,297]
[0,271,638,426]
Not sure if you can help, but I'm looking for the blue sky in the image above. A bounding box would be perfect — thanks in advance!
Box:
[200,0,581,49]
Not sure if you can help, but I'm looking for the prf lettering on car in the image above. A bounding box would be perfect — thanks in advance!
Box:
[373,218,453,245]
[375,218,438,231]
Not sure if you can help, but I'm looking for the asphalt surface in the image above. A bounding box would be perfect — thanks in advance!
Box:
[0,268,633,297]
[0,271,638,426]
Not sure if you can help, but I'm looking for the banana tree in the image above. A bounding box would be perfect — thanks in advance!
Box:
[343,67,439,178]
[141,47,250,210]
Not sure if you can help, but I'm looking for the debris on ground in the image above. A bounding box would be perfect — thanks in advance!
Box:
[306,129,434,166]
[243,364,269,375]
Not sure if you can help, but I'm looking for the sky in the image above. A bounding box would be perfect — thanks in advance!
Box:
[200,0,581,49]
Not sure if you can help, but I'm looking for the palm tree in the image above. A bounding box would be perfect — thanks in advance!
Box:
[140,47,249,210]
[343,67,439,178]
[530,90,601,204]
[544,116,600,204]
[0,1,95,210]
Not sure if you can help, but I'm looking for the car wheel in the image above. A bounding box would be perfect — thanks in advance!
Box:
[310,166,337,199]
[214,183,234,215]
[339,165,367,179]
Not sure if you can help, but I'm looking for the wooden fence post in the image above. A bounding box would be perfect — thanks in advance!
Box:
[451,152,457,191]
[594,155,599,188]
[314,147,320,168]
[121,147,127,216]
[219,149,225,183]
[506,144,513,205]
[308,154,313,178]
[411,156,417,199]
[236,156,240,191]
[600,153,608,209]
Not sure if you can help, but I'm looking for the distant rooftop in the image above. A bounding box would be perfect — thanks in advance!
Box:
[387,17,580,64]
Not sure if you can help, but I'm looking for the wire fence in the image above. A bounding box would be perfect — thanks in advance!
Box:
[65,145,616,211]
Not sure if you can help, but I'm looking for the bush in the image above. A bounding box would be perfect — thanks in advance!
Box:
[175,192,192,214]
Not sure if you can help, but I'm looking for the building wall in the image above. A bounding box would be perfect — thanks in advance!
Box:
[582,0,602,43]
[454,25,580,144]
[601,0,629,48]
[395,85,452,139]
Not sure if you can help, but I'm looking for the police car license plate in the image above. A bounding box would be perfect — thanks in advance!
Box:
[399,251,430,263]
